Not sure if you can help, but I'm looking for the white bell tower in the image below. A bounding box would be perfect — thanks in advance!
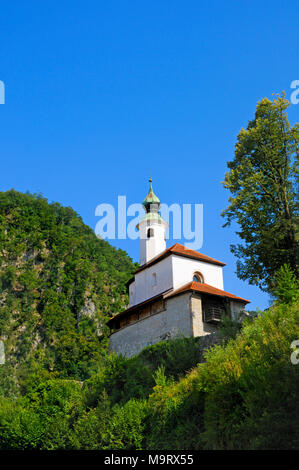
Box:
[137,178,168,266]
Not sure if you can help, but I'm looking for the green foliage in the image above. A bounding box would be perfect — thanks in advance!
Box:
[0,266,17,290]
[272,264,299,304]
[217,314,242,343]
[222,93,299,291]
[153,365,168,387]
[216,310,257,344]
[83,337,202,409]
[0,378,82,449]
[145,295,299,450]
[146,368,206,450]
[201,299,299,449]
[137,335,202,379]
[108,399,149,450]
[82,353,129,407]
[1,189,299,450]
[0,190,136,389]
[0,296,298,450]
[70,392,148,450]
[0,398,44,449]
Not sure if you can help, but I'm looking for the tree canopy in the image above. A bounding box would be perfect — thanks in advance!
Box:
[222,93,299,291]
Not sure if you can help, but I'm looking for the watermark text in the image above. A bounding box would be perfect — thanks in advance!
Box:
[95,197,203,250]
[0,81,5,104]
[290,80,299,105]
[290,340,299,365]
[0,341,5,365]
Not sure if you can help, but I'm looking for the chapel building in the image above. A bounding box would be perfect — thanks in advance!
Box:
[108,180,249,357]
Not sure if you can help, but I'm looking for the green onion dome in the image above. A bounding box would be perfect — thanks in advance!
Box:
[142,178,160,213]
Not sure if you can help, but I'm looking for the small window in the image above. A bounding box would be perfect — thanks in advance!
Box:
[147,228,154,238]
[152,273,157,287]
[193,272,203,283]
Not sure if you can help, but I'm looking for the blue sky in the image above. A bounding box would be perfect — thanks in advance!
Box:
[0,1,298,310]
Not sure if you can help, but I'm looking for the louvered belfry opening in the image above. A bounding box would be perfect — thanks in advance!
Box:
[202,297,226,324]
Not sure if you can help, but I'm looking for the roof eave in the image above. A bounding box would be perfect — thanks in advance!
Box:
[164,282,250,304]
[107,288,172,325]
[134,247,226,275]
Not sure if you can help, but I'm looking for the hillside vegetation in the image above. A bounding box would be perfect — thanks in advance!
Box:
[0,190,298,450]
[0,293,298,449]
[0,190,136,395]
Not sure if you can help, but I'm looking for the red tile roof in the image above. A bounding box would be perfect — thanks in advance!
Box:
[165,281,250,303]
[107,289,171,325]
[108,281,249,326]
[135,243,226,274]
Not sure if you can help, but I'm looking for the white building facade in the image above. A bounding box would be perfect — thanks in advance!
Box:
[108,180,249,358]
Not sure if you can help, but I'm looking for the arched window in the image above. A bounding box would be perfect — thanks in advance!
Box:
[147,228,154,238]
[193,272,204,283]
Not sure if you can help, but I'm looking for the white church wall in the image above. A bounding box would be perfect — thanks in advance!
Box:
[139,221,167,265]
[109,292,192,358]
[132,256,173,306]
[171,255,224,290]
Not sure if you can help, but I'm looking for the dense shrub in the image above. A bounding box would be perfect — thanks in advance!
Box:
[0,298,298,450]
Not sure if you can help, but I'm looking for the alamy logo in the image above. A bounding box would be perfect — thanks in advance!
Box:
[290,340,299,365]
[0,341,5,365]
[0,81,5,104]
[290,80,299,105]
[95,197,203,250]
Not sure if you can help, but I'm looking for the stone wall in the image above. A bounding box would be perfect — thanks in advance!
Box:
[109,292,193,358]
[109,292,245,358]
[196,331,220,358]
[190,294,218,337]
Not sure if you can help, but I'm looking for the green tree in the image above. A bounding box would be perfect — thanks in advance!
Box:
[272,264,299,304]
[222,93,299,291]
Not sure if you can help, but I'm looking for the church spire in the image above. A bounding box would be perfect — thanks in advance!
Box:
[142,178,161,213]
[138,178,168,265]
